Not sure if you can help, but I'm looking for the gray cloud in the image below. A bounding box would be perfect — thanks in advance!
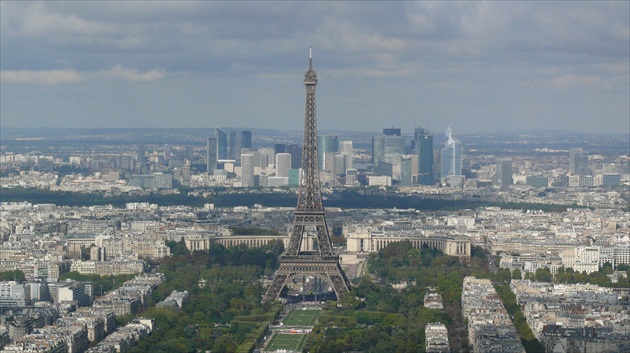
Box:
[0,1,628,133]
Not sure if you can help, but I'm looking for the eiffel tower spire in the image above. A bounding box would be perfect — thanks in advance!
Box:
[262,49,350,303]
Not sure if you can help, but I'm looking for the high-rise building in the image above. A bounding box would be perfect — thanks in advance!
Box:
[259,148,275,169]
[323,152,336,174]
[274,143,286,155]
[338,140,353,171]
[241,131,252,149]
[400,158,413,186]
[569,148,582,173]
[186,146,194,162]
[440,126,463,182]
[207,137,217,174]
[286,143,302,169]
[383,128,401,136]
[496,159,513,186]
[288,169,301,187]
[318,135,338,169]
[241,154,254,187]
[373,161,393,177]
[334,153,346,176]
[136,145,147,172]
[569,147,589,175]
[346,168,358,186]
[414,128,434,185]
[275,153,291,177]
[372,133,405,167]
[215,127,228,160]
[229,130,240,160]
[163,144,171,165]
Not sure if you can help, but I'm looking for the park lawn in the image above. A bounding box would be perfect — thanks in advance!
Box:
[283,309,320,326]
[266,333,307,352]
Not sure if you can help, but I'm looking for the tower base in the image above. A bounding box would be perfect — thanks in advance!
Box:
[262,255,350,303]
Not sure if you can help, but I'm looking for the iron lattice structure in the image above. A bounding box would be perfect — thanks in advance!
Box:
[262,50,351,303]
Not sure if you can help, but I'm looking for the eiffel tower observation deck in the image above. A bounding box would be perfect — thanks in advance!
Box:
[262,49,351,303]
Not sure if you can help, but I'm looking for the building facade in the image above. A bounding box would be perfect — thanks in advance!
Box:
[415,127,434,185]
[317,135,338,170]
[440,126,463,183]
[207,137,217,174]
[241,154,255,187]
[215,128,228,160]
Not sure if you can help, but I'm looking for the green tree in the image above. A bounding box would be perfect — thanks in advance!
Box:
[0,270,26,282]
[495,268,512,283]
[165,237,189,257]
[511,269,522,280]
[534,268,553,282]
[601,263,614,275]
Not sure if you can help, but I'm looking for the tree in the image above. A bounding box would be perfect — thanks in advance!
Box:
[471,245,487,259]
[534,268,553,282]
[495,268,511,283]
[524,272,535,280]
[511,269,522,280]
[165,237,189,257]
[0,270,26,282]
[565,267,576,284]
[555,267,569,284]
[212,335,237,353]
[339,291,364,310]
[574,271,588,283]
[601,263,614,275]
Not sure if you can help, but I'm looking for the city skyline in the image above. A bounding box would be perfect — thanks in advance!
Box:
[1,2,628,134]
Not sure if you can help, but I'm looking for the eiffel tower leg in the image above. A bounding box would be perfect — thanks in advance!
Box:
[326,264,351,300]
[262,272,287,303]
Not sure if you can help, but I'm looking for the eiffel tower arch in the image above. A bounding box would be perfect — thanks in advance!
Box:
[262,49,350,303]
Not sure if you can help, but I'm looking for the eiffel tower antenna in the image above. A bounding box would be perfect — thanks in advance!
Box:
[309,47,313,67]
[262,49,351,303]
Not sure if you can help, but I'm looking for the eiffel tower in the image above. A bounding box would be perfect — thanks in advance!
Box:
[262,49,351,303]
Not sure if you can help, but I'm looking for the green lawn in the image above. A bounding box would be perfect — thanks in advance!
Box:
[283,309,320,326]
[266,333,307,352]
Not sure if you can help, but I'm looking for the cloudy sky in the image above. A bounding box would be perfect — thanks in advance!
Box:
[1,1,628,134]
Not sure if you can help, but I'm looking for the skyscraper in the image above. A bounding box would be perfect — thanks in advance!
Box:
[186,146,194,162]
[207,137,217,174]
[229,130,240,160]
[400,158,413,186]
[334,154,346,176]
[383,128,401,136]
[286,143,302,169]
[338,140,353,172]
[569,147,589,175]
[346,168,358,186]
[163,144,171,165]
[288,169,301,187]
[241,154,254,187]
[323,152,336,174]
[372,132,405,166]
[274,143,286,155]
[240,131,252,149]
[415,127,434,185]
[136,145,147,172]
[440,125,463,182]
[318,135,338,169]
[215,127,228,160]
[496,159,513,186]
[275,153,291,177]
